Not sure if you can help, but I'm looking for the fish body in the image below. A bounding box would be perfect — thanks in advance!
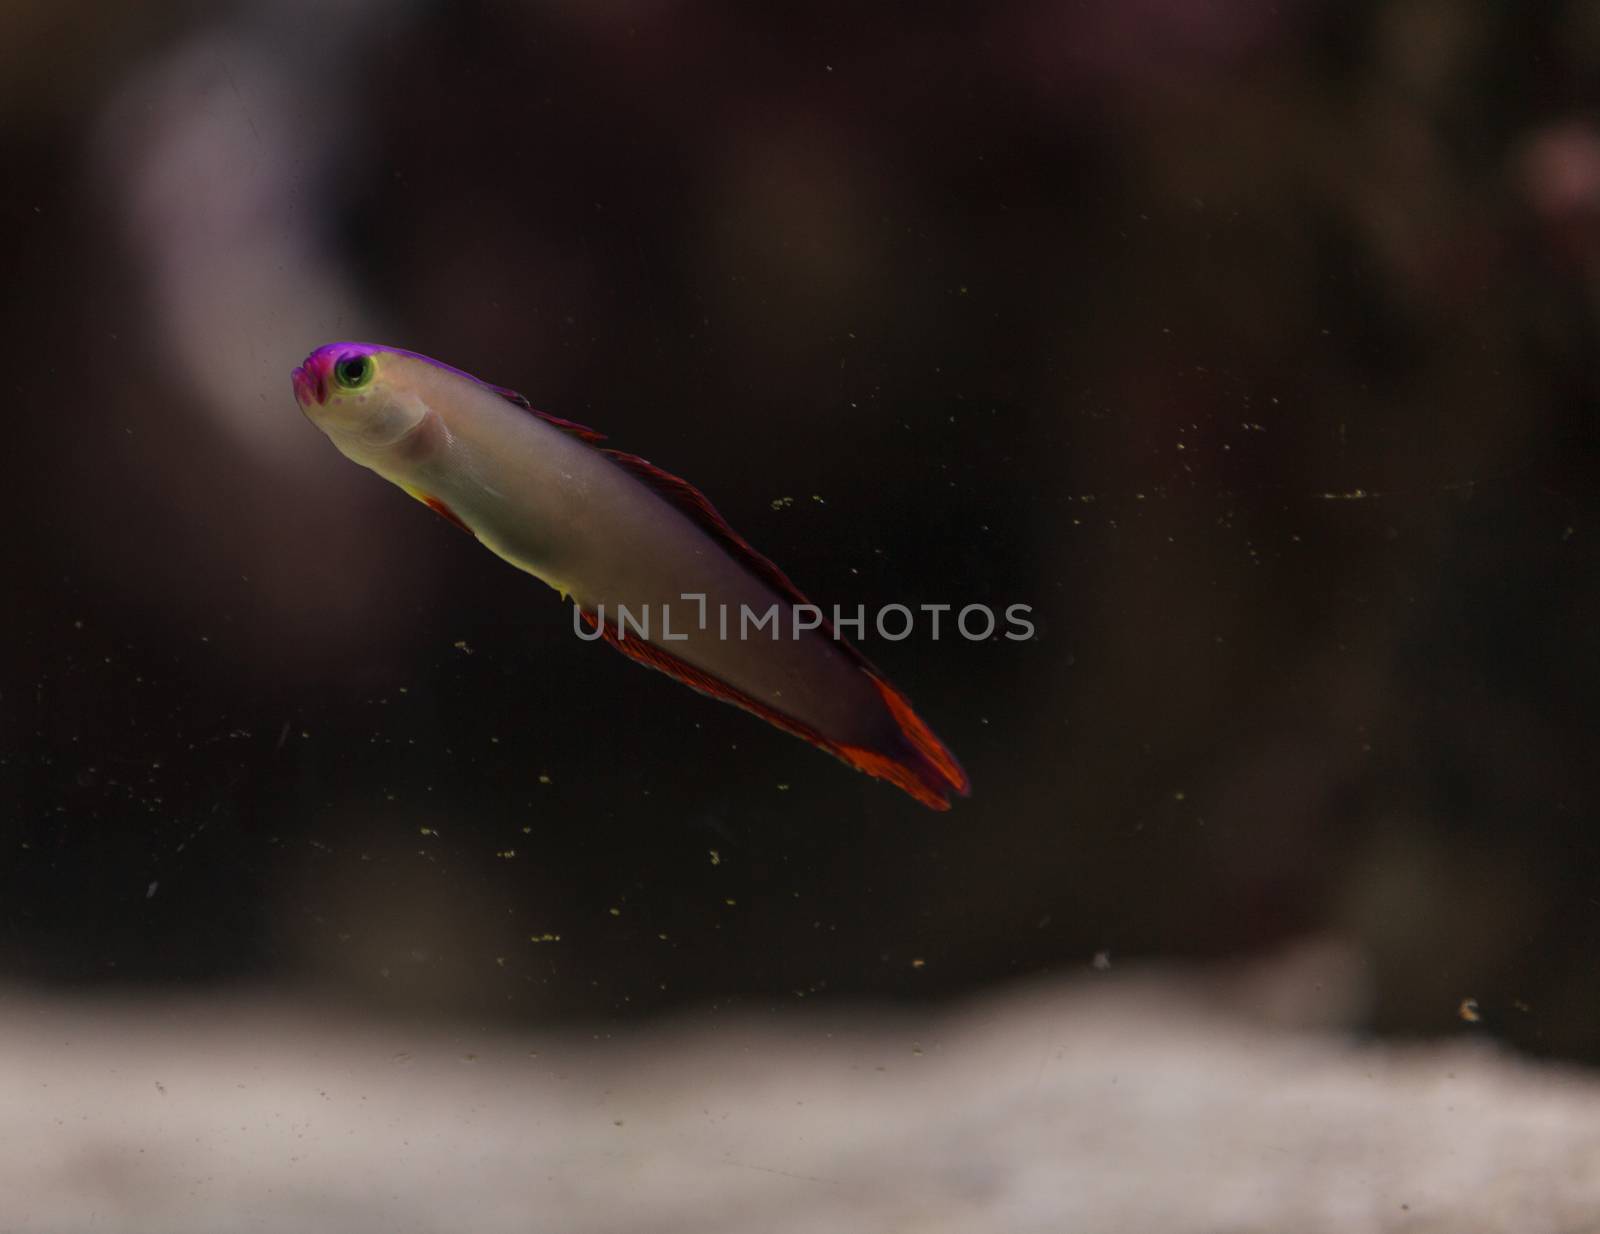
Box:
[292,343,968,809]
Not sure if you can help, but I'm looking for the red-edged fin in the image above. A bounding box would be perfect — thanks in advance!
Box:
[422,495,474,535]
[403,484,476,536]
[579,610,963,810]
[487,383,607,443]
[600,451,809,606]
[863,670,970,801]
[600,450,880,675]
[532,408,607,443]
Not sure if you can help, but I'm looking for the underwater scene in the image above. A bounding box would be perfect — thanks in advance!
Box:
[5,2,1600,1229]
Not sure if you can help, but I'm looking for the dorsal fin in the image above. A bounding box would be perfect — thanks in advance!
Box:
[488,383,606,443]
[599,448,870,645]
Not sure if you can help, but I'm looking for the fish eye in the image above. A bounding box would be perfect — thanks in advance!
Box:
[333,354,374,390]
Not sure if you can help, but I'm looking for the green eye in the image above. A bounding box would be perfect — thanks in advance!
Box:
[333,354,374,389]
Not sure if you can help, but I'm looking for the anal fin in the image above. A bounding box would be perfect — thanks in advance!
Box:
[578,610,965,810]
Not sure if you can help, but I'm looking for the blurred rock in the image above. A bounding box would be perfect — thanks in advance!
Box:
[1,946,1593,1233]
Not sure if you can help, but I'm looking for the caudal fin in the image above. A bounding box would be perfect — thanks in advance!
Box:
[580,609,969,810]
[836,673,971,811]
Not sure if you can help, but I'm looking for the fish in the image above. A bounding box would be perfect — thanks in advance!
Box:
[291,342,969,809]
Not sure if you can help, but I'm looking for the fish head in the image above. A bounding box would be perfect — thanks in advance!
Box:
[293,343,431,457]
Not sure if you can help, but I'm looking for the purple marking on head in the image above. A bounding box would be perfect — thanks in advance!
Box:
[307,342,384,368]
[296,342,517,401]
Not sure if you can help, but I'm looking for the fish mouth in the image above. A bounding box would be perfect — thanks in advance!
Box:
[292,361,327,407]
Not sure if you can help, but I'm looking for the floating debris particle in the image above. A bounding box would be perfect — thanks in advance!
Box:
[910,957,926,969]
[453,639,474,654]
[709,849,721,866]
[1459,998,1481,1023]
[1092,950,1112,971]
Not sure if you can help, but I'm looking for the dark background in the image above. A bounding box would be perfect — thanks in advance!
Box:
[4,0,1599,1057]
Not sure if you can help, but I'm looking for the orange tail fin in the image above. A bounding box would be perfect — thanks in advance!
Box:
[836,673,970,811]
[579,611,968,810]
